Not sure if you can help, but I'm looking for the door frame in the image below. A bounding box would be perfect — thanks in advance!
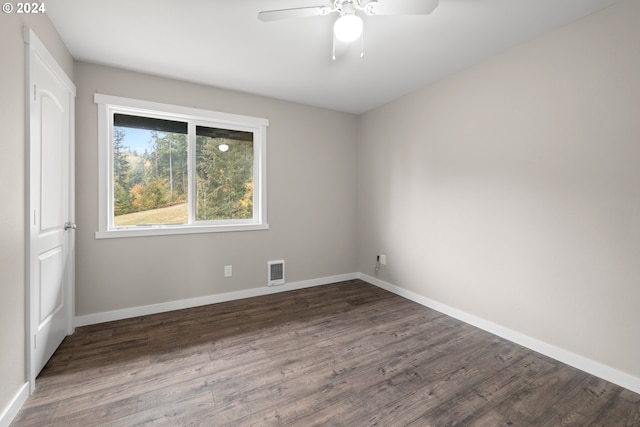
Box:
[24,27,76,392]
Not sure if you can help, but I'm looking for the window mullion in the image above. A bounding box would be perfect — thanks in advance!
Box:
[188,121,196,225]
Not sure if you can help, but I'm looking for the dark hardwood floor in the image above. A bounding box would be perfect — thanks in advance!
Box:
[12,280,640,426]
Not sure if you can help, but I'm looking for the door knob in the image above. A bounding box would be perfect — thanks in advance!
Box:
[64,222,76,230]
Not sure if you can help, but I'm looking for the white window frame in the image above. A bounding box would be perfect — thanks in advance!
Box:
[95,94,269,239]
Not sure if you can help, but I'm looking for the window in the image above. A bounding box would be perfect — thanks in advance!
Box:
[95,94,268,238]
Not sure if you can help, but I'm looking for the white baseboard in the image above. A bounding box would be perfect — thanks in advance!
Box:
[75,273,357,327]
[358,273,640,395]
[0,382,28,427]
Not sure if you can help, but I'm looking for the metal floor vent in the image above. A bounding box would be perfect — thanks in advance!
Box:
[268,260,285,286]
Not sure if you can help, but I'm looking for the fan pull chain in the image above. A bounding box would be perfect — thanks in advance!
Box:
[332,32,336,61]
[360,25,364,58]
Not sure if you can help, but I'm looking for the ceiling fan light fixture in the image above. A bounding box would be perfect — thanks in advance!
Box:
[334,13,363,43]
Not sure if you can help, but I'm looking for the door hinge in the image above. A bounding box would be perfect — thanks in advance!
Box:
[34,334,37,349]
[34,85,37,101]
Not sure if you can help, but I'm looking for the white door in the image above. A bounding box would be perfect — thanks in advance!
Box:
[26,28,76,385]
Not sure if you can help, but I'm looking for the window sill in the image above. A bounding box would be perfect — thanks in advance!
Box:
[95,223,269,239]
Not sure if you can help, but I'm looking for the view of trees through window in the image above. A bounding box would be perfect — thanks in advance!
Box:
[196,126,254,221]
[112,114,254,226]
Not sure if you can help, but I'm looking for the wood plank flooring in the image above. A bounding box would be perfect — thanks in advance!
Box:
[11,280,640,426]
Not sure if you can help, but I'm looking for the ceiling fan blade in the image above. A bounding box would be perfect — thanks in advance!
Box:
[258,6,333,22]
[365,0,439,16]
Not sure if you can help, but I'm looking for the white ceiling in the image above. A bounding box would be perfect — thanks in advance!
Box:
[46,0,622,114]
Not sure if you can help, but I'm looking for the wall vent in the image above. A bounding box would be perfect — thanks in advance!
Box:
[268,260,285,286]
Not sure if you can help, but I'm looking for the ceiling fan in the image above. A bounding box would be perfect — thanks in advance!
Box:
[258,0,439,59]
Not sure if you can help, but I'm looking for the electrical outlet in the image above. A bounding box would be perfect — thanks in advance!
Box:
[224,265,232,277]
[380,254,386,265]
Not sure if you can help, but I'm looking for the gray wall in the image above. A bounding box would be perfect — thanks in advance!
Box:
[0,13,73,420]
[74,62,358,315]
[357,0,640,379]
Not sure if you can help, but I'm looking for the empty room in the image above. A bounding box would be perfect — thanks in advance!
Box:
[1,0,639,425]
